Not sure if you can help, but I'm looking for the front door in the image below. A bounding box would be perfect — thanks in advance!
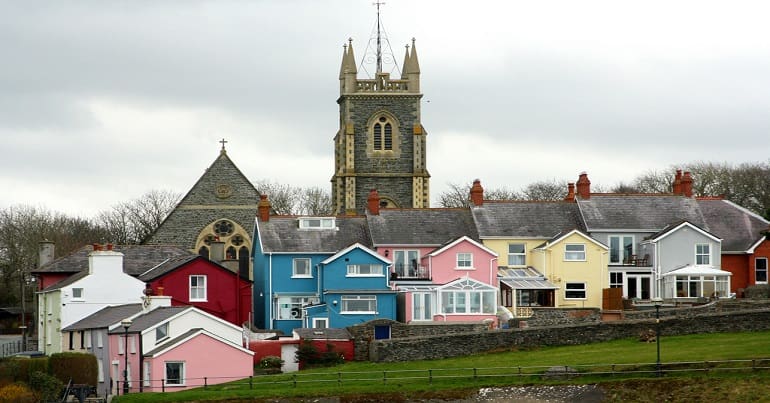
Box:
[627,275,651,300]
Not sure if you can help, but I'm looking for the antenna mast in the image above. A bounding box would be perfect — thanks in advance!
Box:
[374,1,384,74]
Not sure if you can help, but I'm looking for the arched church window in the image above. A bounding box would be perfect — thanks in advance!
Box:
[198,246,209,259]
[214,220,234,237]
[372,116,394,151]
[203,234,217,245]
[239,246,249,260]
[231,234,244,246]
[226,246,237,260]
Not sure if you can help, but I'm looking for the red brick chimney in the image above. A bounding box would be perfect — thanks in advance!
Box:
[367,189,381,215]
[470,179,484,206]
[257,194,271,221]
[673,169,682,194]
[681,171,693,197]
[576,172,591,199]
[564,183,576,202]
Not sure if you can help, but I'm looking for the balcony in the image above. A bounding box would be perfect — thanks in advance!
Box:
[390,263,430,281]
[622,254,651,267]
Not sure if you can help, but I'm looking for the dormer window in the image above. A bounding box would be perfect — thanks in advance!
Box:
[299,217,336,229]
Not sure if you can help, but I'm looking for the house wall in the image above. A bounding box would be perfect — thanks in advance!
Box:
[324,291,397,328]
[480,239,546,269]
[752,240,770,287]
[109,332,141,393]
[322,248,391,292]
[656,228,722,274]
[141,310,243,354]
[722,254,750,295]
[37,273,70,290]
[144,333,253,392]
[543,233,607,309]
[37,291,62,354]
[149,259,252,326]
[427,240,498,286]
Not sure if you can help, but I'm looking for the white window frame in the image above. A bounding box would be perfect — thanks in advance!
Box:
[341,295,377,314]
[85,330,91,349]
[312,318,328,328]
[695,244,711,265]
[129,334,136,354]
[165,361,185,386]
[456,253,473,269]
[755,257,767,284]
[609,272,623,289]
[507,243,526,266]
[156,322,169,341]
[189,275,207,301]
[412,292,434,321]
[72,287,84,300]
[118,334,125,355]
[393,249,420,277]
[608,235,635,264]
[143,361,150,387]
[292,258,312,278]
[277,296,318,320]
[96,331,103,348]
[346,264,383,276]
[564,244,586,261]
[298,217,335,229]
[565,282,587,299]
[97,360,104,382]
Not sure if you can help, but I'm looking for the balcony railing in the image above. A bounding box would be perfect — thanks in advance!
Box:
[391,263,429,280]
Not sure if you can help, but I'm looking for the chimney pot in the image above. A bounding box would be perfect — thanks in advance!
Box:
[470,179,484,206]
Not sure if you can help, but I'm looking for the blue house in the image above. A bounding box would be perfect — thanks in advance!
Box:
[305,243,396,329]
[253,200,390,334]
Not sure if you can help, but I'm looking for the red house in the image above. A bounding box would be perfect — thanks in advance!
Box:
[33,244,252,327]
[138,255,252,326]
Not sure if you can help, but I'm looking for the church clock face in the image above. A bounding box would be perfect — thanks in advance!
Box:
[215,183,233,199]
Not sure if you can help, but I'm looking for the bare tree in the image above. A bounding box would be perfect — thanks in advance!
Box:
[95,189,181,244]
[299,187,333,216]
[437,182,520,208]
[521,179,568,201]
[255,180,332,216]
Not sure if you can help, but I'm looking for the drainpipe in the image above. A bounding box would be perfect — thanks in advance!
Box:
[268,253,273,329]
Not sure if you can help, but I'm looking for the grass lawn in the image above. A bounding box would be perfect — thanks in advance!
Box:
[113,330,770,402]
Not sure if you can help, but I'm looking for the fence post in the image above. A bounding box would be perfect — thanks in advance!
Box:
[383,371,387,384]
[162,380,165,393]
[204,377,207,389]
[473,368,477,379]
[249,375,253,389]
[429,369,432,384]
[293,374,297,388]
[338,372,342,385]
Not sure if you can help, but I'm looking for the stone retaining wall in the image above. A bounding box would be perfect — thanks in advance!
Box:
[369,308,770,362]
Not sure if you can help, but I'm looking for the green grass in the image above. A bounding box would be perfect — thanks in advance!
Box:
[113,330,770,402]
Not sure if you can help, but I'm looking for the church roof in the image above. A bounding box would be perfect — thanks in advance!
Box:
[32,245,193,276]
[258,216,370,253]
[471,201,584,239]
[367,208,478,246]
[144,148,259,250]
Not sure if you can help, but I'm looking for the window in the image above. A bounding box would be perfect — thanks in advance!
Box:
[80,331,85,349]
[673,275,729,298]
[312,318,328,328]
[118,335,124,355]
[393,250,419,278]
[189,275,207,301]
[439,278,496,314]
[347,264,383,276]
[72,288,84,300]
[299,217,335,229]
[412,293,433,321]
[610,272,623,289]
[143,361,150,386]
[373,116,393,151]
[213,220,234,236]
[130,335,136,354]
[68,332,74,350]
[96,332,103,348]
[755,258,767,284]
[97,360,104,382]
[341,295,377,313]
[292,258,312,277]
[695,244,711,265]
[156,322,169,341]
[508,244,526,266]
[277,296,318,319]
[456,253,473,269]
[565,283,587,299]
[564,244,586,261]
[85,331,91,349]
[165,362,184,385]
[609,235,634,264]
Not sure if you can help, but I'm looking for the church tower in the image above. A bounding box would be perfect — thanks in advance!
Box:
[331,22,430,215]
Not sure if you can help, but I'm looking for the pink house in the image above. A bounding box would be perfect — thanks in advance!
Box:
[108,305,252,394]
[397,236,499,326]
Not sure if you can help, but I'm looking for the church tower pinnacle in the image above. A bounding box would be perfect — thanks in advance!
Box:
[331,7,430,215]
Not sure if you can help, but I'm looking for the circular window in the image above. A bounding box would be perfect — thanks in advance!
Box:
[203,234,218,245]
[231,234,244,246]
[214,220,234,237]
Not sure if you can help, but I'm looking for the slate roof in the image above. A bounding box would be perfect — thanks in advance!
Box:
[108,306,189,334]
[258,216,370,253]
[697,198,770,252]
[32,245,193,276]
[62,304,142,331]
[577,194,706,232]
[471,201,584,238]
[367,208,479,246]
[144,150,259,249]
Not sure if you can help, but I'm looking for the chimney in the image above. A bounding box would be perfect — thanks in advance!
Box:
[210,239,225,263]
[88,244,124,275]
[673,169,682,194]
[257,194,271,221]
[367,189,381,215]
[681,171,693,197]
[576,172,591,199]
[470,179,484,206]
[38,240,55,268]
[141,286,171,312]
[564,183,576,202]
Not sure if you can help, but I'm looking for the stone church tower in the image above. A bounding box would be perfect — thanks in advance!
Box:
[331,36,430,215]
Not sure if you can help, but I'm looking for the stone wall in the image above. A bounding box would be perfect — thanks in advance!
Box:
[516,308,602,328]
[368,307,770,362]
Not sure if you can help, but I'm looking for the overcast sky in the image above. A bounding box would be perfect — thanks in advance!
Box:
[2,1,769,218]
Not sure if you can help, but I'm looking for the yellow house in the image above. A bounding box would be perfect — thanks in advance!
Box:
[533,229,609,308]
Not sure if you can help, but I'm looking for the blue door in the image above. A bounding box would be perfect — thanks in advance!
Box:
[374,325,391,340]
